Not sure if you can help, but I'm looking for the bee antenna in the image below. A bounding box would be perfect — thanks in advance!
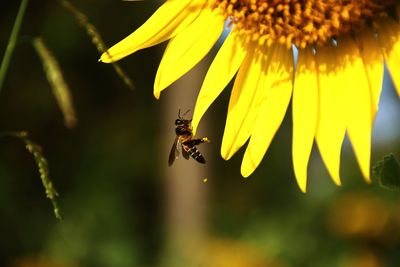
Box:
[178,109,182,119]
[182,109,190,117]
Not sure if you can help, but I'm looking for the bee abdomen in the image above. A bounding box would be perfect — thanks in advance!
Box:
[186,146,206,164]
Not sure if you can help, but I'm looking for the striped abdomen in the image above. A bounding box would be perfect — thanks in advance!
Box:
[182,143,205,164]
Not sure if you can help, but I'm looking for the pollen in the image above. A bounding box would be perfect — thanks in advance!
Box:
[209,0,396,48]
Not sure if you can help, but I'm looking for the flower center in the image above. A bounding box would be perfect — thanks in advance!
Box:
[209,0,395,48]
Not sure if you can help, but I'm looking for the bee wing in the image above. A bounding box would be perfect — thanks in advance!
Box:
[168,136,180,166]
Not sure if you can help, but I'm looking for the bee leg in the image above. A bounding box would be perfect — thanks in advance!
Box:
[201,137,210,143]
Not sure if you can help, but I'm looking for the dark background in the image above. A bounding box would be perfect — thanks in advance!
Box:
[0,1,400,267]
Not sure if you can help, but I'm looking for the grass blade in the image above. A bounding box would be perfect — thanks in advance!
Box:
[0,0,29,93]
[0,131,62,219]
[33,37,77,129]
[60,0,135,90]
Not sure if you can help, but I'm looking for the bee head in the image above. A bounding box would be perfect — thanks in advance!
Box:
[175,118,191,125]
[176,109,191,125]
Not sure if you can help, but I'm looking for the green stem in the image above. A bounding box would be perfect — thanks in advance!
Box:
[0,0,29,93]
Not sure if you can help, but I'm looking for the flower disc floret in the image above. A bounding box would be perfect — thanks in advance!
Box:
[209,0,395,48]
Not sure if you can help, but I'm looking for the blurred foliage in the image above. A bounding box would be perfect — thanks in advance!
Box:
[59,0,134,90]
[0,131,61,219]
[373,154,400,190]
[0,0,28,92]
[0,1,399,267]
[32,37,77,129]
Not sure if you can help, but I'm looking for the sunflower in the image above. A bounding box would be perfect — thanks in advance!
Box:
[101,0,400,192]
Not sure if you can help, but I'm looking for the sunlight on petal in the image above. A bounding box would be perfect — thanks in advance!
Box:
[154,8,224,98]
[339,36,372,182]
[241,46,293,177]
[100,0,205,63]
[377,18,400,96]
[220,44,275,160]
[356,30,384,122]
[315,45,345,186]
[292,47,318,193]
[192,31,247,135]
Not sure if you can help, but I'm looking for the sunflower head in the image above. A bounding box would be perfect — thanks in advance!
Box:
[101,0,400,192]
[211,0,396,48]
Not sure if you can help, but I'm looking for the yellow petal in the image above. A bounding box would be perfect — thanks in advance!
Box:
[100,0,205,63]
[192,31,247,135]
[241,45,293,177]
[315,45,345,186]
[220,44,276,160]
[154,8,225,98]
[338,36,372,183]
[377,18,400,96]
[356,30,384,122]
[292,47,318,193]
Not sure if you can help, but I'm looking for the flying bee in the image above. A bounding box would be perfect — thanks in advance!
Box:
[168,109,210,166]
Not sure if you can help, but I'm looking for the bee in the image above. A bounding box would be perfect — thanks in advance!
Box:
[168,109,210,166]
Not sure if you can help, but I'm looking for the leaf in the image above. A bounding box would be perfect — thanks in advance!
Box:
[372,154,400,190]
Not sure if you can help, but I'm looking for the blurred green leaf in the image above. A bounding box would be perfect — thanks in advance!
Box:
[373,154,400,190]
